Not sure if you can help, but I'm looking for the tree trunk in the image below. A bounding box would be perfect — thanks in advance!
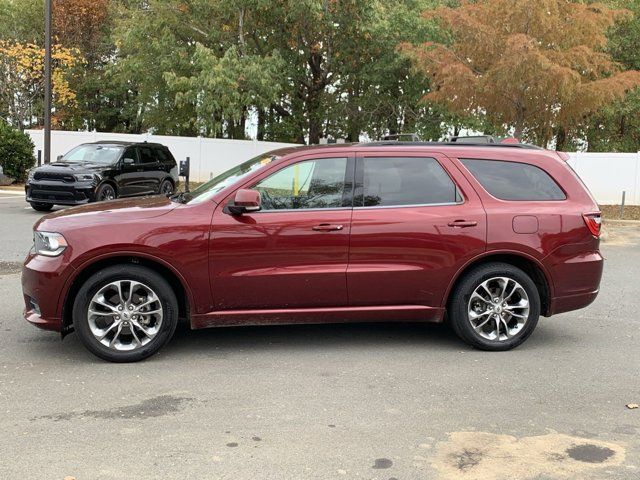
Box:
[555,126,567,151]
[307,91,322,144]
[257,109,265,141]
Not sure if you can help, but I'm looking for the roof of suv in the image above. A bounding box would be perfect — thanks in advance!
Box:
[87,141,168,148]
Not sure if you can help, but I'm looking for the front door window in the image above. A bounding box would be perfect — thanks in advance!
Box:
[254,157,349,210]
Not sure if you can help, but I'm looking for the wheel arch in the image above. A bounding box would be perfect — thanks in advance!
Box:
[444,252,553,317]
[62,254,192,333]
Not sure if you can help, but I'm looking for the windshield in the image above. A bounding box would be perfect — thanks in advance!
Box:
[184,153,277,204]
[61,144,124,165]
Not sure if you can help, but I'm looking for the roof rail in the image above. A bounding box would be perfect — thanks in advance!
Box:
[448,135,498,144]
[381,133,422,142]
[359,140,543,150]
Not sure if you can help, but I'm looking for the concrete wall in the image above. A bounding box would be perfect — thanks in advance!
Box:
[25,130,297,183]
[24,130,640,204]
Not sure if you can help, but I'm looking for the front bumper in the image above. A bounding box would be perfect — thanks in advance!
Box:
[25,180,96,205]
[21,252,75,332]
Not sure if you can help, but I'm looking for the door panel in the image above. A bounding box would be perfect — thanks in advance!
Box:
[210,208,352,310]
[115,147,143,197]
[347,152,487,308]
[137,146,161,193]
[209,155,354,311]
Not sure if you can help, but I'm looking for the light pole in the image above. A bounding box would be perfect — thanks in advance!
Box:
[43,0,52,164]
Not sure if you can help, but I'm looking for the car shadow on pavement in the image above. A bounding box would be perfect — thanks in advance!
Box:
[13,317,573,363]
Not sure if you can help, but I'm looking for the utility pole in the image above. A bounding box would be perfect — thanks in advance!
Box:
[43,0,52,164]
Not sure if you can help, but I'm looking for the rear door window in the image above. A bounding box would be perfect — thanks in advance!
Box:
[137,146,157,164]
[460,159,566,201]
[358,157,460,207]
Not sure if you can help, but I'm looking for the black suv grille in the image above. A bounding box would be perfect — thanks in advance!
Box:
[33,171,75,182]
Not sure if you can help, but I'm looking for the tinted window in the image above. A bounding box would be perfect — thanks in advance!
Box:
[137,146,156,164]
[155,147,168,162]
[460,159,566,201]
[254,158,348,210]
[359,157,459,207]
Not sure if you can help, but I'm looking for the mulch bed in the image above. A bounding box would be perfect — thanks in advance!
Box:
[600,204,640,221]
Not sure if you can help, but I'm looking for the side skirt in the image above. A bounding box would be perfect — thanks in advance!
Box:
[191,305,444,329]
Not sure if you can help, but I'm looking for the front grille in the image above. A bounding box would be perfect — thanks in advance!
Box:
[33,171,75,182]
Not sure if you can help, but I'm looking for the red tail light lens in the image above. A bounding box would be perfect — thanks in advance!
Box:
[582,213,602,237]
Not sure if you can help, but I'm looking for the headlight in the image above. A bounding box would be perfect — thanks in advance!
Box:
[74,173,95,182]
[34,231,68,257]
[27,169,36,181]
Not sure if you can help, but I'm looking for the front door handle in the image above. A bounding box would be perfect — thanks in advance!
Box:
[447,220,478,228]
[312,224,344,232]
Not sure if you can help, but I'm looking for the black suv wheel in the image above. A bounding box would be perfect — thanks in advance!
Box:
[96,183,117,201]
[30,202,53,212]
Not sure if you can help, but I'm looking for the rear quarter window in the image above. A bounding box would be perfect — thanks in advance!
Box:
[460,158,566,201]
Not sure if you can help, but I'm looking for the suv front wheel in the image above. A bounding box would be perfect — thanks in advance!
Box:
[72,265,179,362]
[30,202,53,212]
[448,262,541,351]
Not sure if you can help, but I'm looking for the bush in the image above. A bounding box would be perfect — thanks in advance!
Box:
[0,121,35,183]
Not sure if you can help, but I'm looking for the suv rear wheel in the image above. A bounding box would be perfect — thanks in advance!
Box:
[30,202,53,212]
[448,262,540,351]
[159,179,174,195]
[72,265,179,362]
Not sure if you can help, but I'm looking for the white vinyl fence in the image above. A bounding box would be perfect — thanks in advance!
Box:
[25,130,297,183]
[25,130,640,205]
[567,152,640,206]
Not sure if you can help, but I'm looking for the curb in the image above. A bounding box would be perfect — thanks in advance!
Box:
[0,189,24,196]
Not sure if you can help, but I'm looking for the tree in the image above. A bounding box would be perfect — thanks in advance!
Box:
[53,0,110,62]
[585,0,640,151]
[401,0,640,148]
[0,40,82,128]
[0,119,35,182]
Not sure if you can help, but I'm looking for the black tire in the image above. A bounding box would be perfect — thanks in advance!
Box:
[72,265,179,362]
[95,183,117,202]
[30,202,53,212]
[448,262,541,351]
[159,179,174,195]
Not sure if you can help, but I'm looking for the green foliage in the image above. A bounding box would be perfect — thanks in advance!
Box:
[586,0,640,151]
[0,120,35,182]
[3,0,640,148]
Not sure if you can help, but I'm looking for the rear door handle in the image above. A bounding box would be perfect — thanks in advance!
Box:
[447,220,478,228]
[312,224,344,232]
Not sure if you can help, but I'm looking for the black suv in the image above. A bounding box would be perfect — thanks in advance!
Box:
[25,141,179,211]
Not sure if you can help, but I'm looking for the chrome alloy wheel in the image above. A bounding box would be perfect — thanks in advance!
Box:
[467,277,530,341]
[87,280,163,351]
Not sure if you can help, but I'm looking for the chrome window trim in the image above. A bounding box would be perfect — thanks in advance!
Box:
[251,206,352,214]
[354,200,464,210]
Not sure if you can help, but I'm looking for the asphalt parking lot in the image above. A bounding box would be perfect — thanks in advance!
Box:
[0,193,639,479]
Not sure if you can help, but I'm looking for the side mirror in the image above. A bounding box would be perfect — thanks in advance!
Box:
[56,155,62,161]
[227,189,261,215]
[122,157,135,165]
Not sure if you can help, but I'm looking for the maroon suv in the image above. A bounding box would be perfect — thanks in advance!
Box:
[22,142,603,362]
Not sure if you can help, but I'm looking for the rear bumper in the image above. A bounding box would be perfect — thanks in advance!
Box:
[546,249,603,316]
[21,253,74,332]
[550,289,599,316]
[25,181,96,205]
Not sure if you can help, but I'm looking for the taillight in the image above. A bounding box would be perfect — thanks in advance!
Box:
[582,212,602,237]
